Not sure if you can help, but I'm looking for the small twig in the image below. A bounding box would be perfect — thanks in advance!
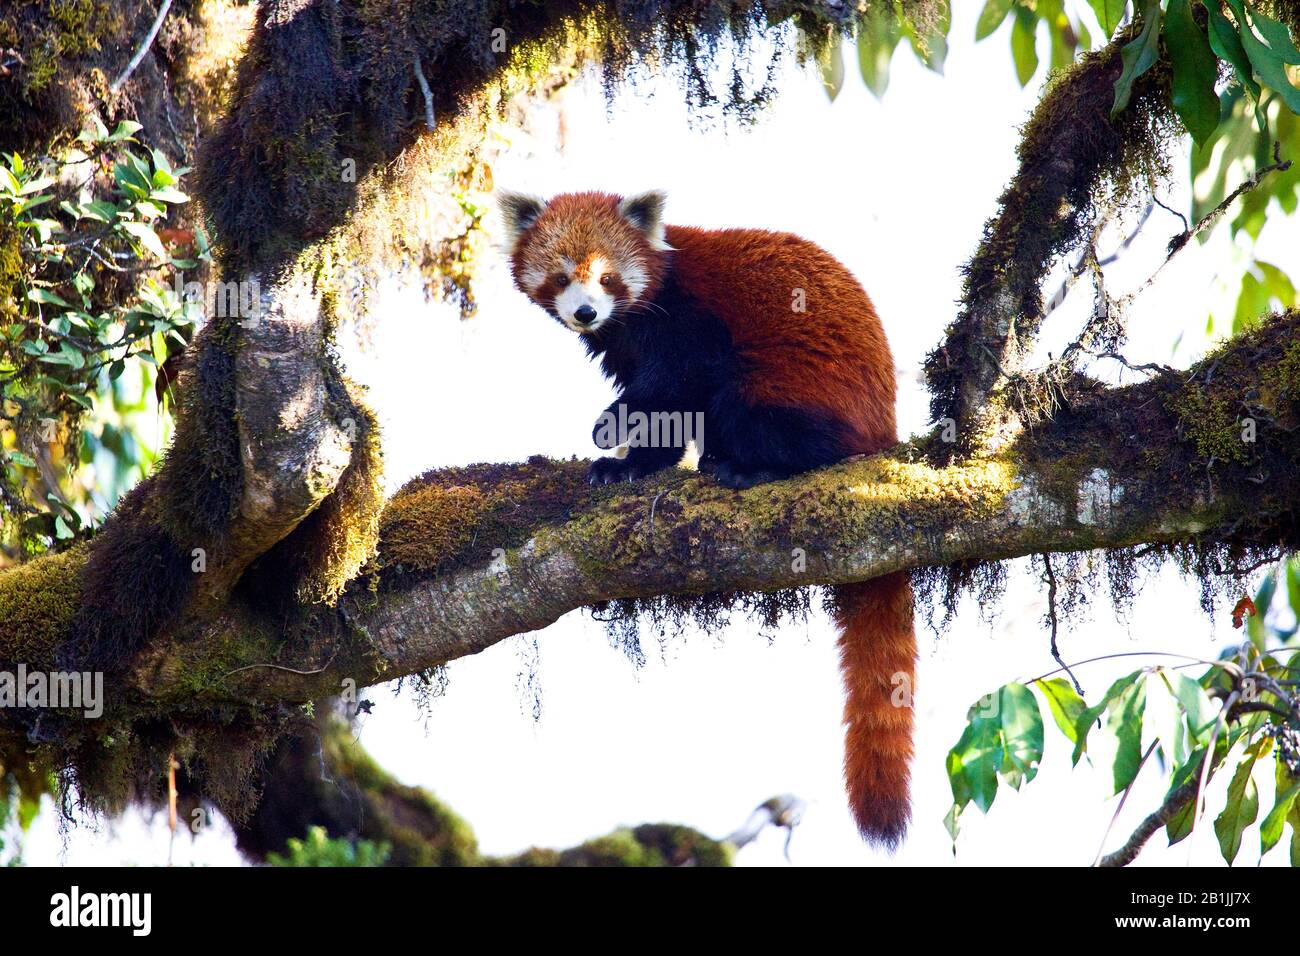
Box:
[1123,143,1292,305]
[1041,554,1084,694]
[1094,352,1173,377]
[1096,764,1203,867]
[219,658,334,680]
[1151,194,1188,233]
[1187,689,1239,862]
[1041,204,1151,319]
[1092,739,1158,866]
[110,0,173,93]
[647,490,665,542]
[1027,650,1239,686]
[1097,202,1153,267]
[413,53,436,131]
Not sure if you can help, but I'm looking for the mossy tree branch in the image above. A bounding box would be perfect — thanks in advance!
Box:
[4,0,1297,829]
[7,310,1289,710]
[922,27,1177,452]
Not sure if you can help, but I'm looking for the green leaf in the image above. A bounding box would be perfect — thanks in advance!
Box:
[952,714,1002,813]
[80,200,119,223]
[1291,801,1300,866]
[26,288,70,307]
[1167,672,1219,744]
[1072,670,1143,765]
[107,120,143,142]
[1036,677,1086,744]
[1166,747,1212,845]
[1205,2,1262,100]
[120,221,168,261]
[947,747,973,807]
[976,0,1015,40]
[1260,777,1300,856]
[819,38,845,101]
[904,7,950,75]
[943,802,962,843]
[1146,671,1188,765]
[6,451,36,468]
[1213,739,1265,864]
[18,175,55,195]
[1166,0,1225,144]
[0,165,21,195]
[1246,6,1300,64]
[1112,0,1163,117]
[1102,679,1148,793]
[1287,558,1300,617]
[150,146,174,178]
[1088,0,1128,38]
[997,682,1044,789]
[149,186,189,204]
[1011,7,1040,86]
[1228,0,1300,111]
[856,13,902,98]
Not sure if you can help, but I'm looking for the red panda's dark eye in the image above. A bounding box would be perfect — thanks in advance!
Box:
[554,274,570,288]
[600,274,614,287]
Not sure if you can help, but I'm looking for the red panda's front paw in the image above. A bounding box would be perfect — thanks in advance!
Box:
[587,456,637,485]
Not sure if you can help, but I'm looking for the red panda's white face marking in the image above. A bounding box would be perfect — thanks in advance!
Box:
[497,190,670,336]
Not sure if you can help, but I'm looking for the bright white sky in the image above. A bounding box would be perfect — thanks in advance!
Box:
[24,3,1300,866]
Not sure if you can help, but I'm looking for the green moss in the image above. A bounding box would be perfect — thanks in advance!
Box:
[494,823,732,867]
[0,217,22,327]
[0,545,86,666]
[378,456,601,577]
[0,0,130,148]
[1164,313,1300,466]
[922,30,1177,441]
[1168,388,1254,465]
[321,718,479,866]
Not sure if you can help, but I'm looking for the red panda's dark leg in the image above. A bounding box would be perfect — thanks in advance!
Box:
[587,391,693,485]
[704,387,852,489]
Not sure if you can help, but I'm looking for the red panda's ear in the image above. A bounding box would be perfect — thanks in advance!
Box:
[618,191,669,250]
[496,191,547,251]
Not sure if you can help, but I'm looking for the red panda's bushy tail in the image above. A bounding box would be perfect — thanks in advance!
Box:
[831,573,917,849]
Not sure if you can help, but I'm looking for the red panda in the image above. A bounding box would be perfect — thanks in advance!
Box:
[499,189,916,848]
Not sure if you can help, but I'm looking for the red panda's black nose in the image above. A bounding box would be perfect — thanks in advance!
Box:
[574,305,597,325]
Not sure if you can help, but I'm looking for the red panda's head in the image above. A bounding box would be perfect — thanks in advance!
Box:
[497,190,670,334]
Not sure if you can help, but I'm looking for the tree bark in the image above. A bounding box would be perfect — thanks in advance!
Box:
[5,309,1296,709]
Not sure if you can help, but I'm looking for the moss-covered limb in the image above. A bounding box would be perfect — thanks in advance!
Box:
[1,0,257,161]
[196,0,865,273]
[6,312,1299,710]
[228,711,730,866]
[230,712,478,866]
[923,29,1177,452]
[345,313,1300,680]
[57,262,378,678]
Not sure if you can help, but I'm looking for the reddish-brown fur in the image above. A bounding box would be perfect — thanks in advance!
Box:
[508,192,917,845]
[668,224,916,844]
[665,225,899,452]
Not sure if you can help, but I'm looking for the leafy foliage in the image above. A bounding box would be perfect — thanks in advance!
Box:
[265,826,392,867]
[946,562,1300,864]
[0,119,204,555]
[0,773,38,866]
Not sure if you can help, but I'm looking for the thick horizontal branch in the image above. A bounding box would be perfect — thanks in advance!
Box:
[119,311,1300,706]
